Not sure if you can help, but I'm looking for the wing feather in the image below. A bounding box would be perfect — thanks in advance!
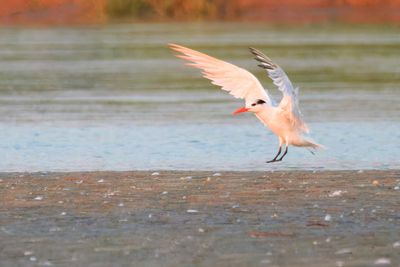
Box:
[170,44,271,105]
[249,47,309,133]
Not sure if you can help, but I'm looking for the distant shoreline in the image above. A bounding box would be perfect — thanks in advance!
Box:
[1,0,400,26]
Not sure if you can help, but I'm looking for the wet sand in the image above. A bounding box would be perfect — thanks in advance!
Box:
[1,170,400,267]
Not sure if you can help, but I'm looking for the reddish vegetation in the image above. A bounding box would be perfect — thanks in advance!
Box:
[0,0,399,25]
[0,0,106,25]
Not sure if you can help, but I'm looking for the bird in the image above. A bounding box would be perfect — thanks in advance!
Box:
[169,43,323,163]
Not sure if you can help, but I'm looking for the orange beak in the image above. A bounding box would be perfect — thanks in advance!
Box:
[233,107,249,115]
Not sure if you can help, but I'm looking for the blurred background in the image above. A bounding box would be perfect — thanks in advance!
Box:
[1,0,400,24]
[0,0,399,171]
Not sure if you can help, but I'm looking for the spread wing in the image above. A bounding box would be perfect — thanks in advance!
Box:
[249,47,309,133]
[170,44,271,106]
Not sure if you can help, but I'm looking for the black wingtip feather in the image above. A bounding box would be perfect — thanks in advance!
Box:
[258,64,273,70]
[248,47,277,70]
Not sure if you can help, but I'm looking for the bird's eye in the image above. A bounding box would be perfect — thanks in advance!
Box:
[251,103,256,106]
[256,99,266,105]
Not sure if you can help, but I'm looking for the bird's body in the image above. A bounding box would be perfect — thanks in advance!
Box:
[256,106,318,148]
[170,44,322,162]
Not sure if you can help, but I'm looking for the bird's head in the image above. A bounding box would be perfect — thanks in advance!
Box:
[233,99,267,115]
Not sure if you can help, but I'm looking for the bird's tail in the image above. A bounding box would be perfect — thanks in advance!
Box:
[303,138,325,150]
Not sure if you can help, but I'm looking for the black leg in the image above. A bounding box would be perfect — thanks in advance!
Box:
[266,146,282,163]
[277,146,288,161]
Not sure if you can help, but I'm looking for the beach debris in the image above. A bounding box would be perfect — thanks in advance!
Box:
[97,179,104,183]
[30,256,37,262]
[212,173,221,176]
[260,259,271,264]
[335,248,352,255]
[306,220,329,227]
[118,203,124,207]
[75,180,83,184]
[60,212,66,216]
[393,241,400,248]
[325,237,331,243]
[148,214,153,218]
[39,260,53,266]
[248,231,295,238]
[161,191,168,195]
[372,180,379,186]
[151,172,160,176]
[374,258,391,265]
[394,186,399,190]
[34,196,43,201]
[324,214,332,221]
[198,228,205,233]
[187,209,199,213]
[329,190,346,197]
[24,251,33,256]
[49,227,61,232]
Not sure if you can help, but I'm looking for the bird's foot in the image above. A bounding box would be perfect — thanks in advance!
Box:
[266,159,281,163]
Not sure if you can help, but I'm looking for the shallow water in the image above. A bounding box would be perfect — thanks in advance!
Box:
[0,23,399,171]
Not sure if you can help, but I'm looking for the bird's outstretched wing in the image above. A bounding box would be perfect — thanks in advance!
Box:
[249,47,309,133]
[170,44,271,106]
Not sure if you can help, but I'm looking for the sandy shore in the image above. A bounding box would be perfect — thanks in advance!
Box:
[1,170,400,266]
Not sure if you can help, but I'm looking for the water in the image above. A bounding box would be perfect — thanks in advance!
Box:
[0,23,399,171]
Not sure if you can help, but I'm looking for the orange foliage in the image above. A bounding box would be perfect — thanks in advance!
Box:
[0,0,106,25]
[0,0,400,25]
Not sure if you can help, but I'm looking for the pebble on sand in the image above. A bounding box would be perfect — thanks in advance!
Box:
[187,209,199,213]
[335,248,352,255]
[374,258,391,265]
[151,172,160,176]
[329,190,346,197]
[324,214,332,221]
[24,251,33,256]
[34,196,43,201]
